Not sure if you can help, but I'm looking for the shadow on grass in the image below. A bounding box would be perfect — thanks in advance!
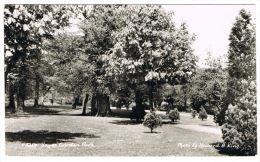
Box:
[109,119,180,126]
[143,131,161,134]
[109,120,143,125]
[200,124,219,127]
[110,109,132,118]
[6,106,134,119]
[210,142,242,156]
[162,121,179,125]
[6,130,100,144]
[5,105,87,118]
[23,107,62,115]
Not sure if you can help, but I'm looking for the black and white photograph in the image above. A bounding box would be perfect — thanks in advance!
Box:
[1,0,259,160]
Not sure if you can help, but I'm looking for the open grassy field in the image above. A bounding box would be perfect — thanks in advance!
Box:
[5,105,228,156]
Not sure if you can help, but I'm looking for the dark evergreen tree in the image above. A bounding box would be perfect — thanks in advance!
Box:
[220,9,256,155]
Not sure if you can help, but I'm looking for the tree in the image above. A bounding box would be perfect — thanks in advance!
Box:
[203,50,228,119]
[4,4,88,112]
[168,108,180,122]
[221,9,256,155]
[80,5,128,116]
[188,49,228,115]
[191,109,198,118]
[198,107,208,121]
[102,5,197,119]
[44,32,94,111]
[143,112,162,133]
[189,68,209,112]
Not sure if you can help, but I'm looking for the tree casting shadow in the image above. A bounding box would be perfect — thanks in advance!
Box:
[6,130,100,144]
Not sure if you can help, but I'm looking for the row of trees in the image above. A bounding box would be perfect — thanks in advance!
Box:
[5,5,198,117]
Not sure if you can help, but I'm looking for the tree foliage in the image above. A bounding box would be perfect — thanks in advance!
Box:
[4,4,88,112]
[44,32,94,109]
[102,5,197,117]
[79,5,127,116]
[188,50,228,116]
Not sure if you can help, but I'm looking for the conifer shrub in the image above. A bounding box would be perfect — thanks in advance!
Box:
[220,9,257,155]
[198,107,208,120]
[222,80,257,155]
[191,109,198,118]
[143,112,162,133]
[168,108,180,122]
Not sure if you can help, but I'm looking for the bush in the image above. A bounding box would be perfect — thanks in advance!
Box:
[222,80,257,155]
[168,108,180,122]
[143,112,162,133]
[191,109,198,118]
[198,107,208,120]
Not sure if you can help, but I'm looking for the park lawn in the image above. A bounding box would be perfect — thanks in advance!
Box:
[5,105,225,156]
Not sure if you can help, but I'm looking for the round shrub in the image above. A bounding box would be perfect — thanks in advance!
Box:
[191,109,198,118]
[143,112,162,133]
[168,108,180,122]
[198,107,208,120]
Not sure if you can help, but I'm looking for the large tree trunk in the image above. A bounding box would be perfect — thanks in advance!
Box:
[82,93,89,115]
[16,65,26,113]
[183,84,188,111]
[72,95,79,109]
[130,89,145,121]
[91,93,111,116]
[103,94,111,116]
[33,76,40,108]
[96,93,111,116]
[148,83,154,112]
[16,97,22,113]
[8,83,16,113]
[135,89,142,108]
[91,94,98,115]
[16,88,25,113]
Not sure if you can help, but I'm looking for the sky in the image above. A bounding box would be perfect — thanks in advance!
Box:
[162,5,256,67]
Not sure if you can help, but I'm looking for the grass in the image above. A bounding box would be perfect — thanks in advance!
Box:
[5,105,227,156]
